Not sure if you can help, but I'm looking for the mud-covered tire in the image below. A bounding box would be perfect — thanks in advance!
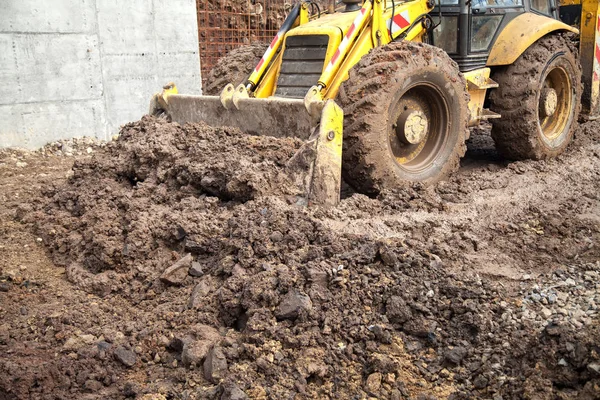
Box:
[203,43,268,95]
[337,42,470,194]
[489,34,582,160]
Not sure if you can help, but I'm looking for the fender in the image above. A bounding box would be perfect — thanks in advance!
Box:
[487,12,579,66]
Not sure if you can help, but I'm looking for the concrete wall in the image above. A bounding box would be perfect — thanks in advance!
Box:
[0,0,202,149]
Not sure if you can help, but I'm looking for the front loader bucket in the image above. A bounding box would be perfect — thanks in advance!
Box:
[150,89,343,206]
[167,95,318,140]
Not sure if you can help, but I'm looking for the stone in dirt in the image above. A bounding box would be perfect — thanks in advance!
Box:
[204,346,228,383]
[275,290,312,320]
[188,261,204,277]
[385,296,412,324]
[588,362,600,376]
[182,340,212,367]
[188,279,213,309]
[220,383,248,400]
[445,346,468,365]
[402,315,435,338]
[114,346,137,367]
[160,253,193,285]
[181,325,221,367]
[473,375,489,389]
[365,372,382,393]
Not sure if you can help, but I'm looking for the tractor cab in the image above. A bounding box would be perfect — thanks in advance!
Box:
[431,0,560,71]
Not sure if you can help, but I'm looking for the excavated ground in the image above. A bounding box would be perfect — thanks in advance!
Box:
[1,117,599,399]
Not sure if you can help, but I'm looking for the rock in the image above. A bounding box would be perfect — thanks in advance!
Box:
[63,336,85,351]
[193,324,221,342]
[522,274,532,280]
[565,278,576,286]
[445,346,468,365]
[0,282,10,292]
[547,294,557,304]
[269,231,284,242]
[160,253,193,285]
[182,340,212,367]
[385,296,412,324]
[16,161,28,168]
[365,372,382,393]
[473,375,488,389]
[403,316,435,338]
[429,254,443,269]
[97,341,112,351]
[204,346,228,383]
[558,358,568,366]
[168,337,186,352]
[307,267,328,289]
[379,248,398,266]
[221,384,248,400]
[540,307,552,319]
[588,362,600,376]
[572,309,586,320]
[544,323,563,336]
[84,379,103,391]
[114,346,137,367]
[188,279,213,309]
[531,293,541,302]
[188,261,204,277]
[371,325,392,344]
[275,290,312,320]
[556,291,569,301]
[79,334,96,345]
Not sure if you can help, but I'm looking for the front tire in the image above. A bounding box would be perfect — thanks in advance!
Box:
[489,34,582,160]
[337,42,470,195]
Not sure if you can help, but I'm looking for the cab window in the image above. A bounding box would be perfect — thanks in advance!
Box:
[531,0,551,14]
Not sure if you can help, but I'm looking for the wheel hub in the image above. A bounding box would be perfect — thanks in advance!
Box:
[540,87,558,118]
[396,110,428,145]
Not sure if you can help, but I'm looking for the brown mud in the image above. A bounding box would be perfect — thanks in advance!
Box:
[1,118,599,399]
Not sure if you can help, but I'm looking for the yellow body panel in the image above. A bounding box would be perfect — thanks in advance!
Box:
[309,100,344,206]
[463,68,500,126]
[487,12,579,66]
[578,0,600,116]
[253,0,431,99]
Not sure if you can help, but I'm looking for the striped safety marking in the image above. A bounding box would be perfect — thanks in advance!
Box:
[324,7,368,74]
[255,33,282,72]
[594,15,600,82]
[387,10,411,36]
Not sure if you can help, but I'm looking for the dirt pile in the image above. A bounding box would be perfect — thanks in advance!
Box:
[28,117,314,291]
[5,117,600,399]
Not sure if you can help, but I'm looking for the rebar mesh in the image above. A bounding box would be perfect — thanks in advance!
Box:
[196,0,291,85]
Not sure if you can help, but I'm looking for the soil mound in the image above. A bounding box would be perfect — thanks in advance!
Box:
[18,117,600,399]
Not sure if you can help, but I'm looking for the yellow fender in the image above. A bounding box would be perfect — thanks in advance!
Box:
[487,12,579,66]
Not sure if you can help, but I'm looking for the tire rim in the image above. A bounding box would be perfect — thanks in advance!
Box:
[388,84,449,173]
[538,65,573,142]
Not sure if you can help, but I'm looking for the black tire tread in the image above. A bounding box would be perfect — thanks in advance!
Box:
[489,33,582,160]
[337,41,470,194]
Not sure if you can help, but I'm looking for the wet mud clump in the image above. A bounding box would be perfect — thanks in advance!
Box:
[10,117,600,399]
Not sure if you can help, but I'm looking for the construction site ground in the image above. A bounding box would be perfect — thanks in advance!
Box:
[1,118,599,399]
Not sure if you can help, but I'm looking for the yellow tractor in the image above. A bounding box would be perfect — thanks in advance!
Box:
[151,0,600,205]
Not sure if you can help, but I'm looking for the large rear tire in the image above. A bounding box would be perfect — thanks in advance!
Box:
[337,42,470,195]
[489,34,582,160]
[203,43,268,95]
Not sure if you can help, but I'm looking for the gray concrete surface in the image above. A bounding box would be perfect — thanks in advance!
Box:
[0,0,202,149]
